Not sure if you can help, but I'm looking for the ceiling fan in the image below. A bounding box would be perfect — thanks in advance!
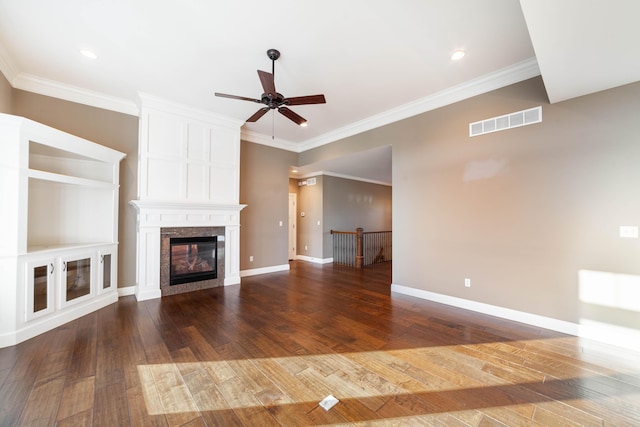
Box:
[215,49,326,127]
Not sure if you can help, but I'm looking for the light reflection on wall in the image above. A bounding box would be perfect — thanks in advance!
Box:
[578,269,640,312]
[578,269,640,351]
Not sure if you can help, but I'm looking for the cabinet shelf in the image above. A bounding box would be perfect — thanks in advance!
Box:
[27,242,113,254]
[27,169,116,189]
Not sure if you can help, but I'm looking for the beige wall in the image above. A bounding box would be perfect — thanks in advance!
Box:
[288,178,299,194]
[9,90,139,289]
[0,73,11,113]
[239,140,297,270]
[322,176,392,258]
[296,176,324,259]
[300,76,640,330]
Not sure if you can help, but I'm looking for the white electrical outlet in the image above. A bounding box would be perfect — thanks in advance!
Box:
[249,256,254,262]
[464,278,471,287]
[305,245,308,251]
[620,226,638,238]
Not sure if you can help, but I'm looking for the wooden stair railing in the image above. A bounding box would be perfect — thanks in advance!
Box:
[331,228,392,268]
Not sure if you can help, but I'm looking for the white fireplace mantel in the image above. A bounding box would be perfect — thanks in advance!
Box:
[130,200,246,301]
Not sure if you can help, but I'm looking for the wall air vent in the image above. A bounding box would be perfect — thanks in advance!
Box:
[469,106,541,137]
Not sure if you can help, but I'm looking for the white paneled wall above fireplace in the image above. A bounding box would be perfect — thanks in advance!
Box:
[137,93,243,204]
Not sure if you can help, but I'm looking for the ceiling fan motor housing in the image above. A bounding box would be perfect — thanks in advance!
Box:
[266,49,280,61]
[262,92,285,109]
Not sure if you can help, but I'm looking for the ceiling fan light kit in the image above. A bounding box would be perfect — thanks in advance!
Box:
[215,49,326,128]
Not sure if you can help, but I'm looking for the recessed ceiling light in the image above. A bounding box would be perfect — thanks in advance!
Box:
[80,49,98,59]
[450,50,465,61]
[300,122,308,127]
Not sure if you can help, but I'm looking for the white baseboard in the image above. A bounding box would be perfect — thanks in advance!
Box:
[240,263,290,277]
[295,255,334,264]
[391,283,640,353]
[117,286,136,297]
[224,275,241,286]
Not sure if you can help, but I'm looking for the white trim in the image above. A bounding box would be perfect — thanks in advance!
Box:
[117,286,136,297]
[12,73,139,116]
[240,129,298,152]
[240,263,290,277]
[135,287,162,302]
[296,255,334,264]
[298,170,391,187]
[298,57,541,152]
[391,284,640,353]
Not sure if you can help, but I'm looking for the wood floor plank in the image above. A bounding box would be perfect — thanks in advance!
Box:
[67,313,98,382]
[56,376,95,421]
[93,381,130,426]
[17,376,65,426]
[126,384,169,427]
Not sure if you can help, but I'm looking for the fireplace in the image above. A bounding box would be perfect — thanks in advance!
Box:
[170,236,217,285]
[159,226,226,296]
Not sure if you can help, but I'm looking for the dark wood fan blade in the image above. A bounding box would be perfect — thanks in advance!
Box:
[247,107,270,122]
[278,107,307,126]
[257,70,276,96]
[284,94,326,106]
[215,92,261,103]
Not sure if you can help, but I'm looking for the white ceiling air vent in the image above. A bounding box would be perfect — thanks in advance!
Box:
[470,106,541,137]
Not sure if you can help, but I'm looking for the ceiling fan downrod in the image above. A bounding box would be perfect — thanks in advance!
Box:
[266,48,280,77]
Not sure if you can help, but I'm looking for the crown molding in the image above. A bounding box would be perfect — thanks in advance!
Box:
[298,57,541,152]
[11,73,140,116]
[240,128,299,152]
[293,170,391,186]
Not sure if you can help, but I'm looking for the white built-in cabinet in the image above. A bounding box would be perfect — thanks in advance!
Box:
[0,113,125,348]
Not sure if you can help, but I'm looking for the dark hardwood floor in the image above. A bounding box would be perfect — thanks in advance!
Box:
[1,261,640,426]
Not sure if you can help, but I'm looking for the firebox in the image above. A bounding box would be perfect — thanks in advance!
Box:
[169,236,217,285]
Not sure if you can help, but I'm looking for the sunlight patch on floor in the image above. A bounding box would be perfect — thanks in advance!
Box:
[136,336,622,416]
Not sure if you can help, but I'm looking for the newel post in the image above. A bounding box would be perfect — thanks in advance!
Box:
[356,227,364,268]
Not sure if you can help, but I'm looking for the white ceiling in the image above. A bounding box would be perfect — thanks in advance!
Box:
[1,0,639,184]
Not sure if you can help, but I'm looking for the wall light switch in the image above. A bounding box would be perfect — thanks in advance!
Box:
[279,221,283,227]
[620,226,638,238]
[317,220,320,226]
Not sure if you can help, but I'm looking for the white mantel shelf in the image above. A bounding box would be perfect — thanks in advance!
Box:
[130,200,246,226]
[130,200,246,301]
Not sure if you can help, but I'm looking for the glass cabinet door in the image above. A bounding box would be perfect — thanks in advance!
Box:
[60,252,94,307]
[25,258,55,321]
[98,248,116,293]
